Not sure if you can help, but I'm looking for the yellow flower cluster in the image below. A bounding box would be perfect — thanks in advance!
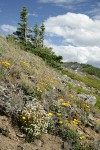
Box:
[82,103,90,112]
[48,112,53,117]
[37,87,42,93]
[56,113,62,117]
[62,102,71,107]
[39,81,49,92]
[59,120,63,125]
[58,98,64,102]
[21,61,30,67]
[73,119,79,125]
[1,61,11,67]
[69,94,74,98]
[80,135,85,140]
[22,116,26,120]
[58,98,71,107]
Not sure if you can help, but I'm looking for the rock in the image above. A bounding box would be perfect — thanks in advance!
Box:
[88,114,96,121]
[78,94,97,105]
[34,139,42,147]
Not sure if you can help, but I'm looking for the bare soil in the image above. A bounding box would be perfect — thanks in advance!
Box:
[0,116,63,150]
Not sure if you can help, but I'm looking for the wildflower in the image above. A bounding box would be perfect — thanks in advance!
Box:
[59,120,63,125]
[62,102,71,107]
[1,61,11,67]
[73,119,79,125]
[22,116,26,120]
[65,119,69,123]
[80,136,85,140]
[57,113,62,117]
[69,94,74,98]
[21,61,29,67]
[37,87,42,93]
[86,105,90,108]
[58,98,64,102]
[48,112,53,117]
[40,82,44,85]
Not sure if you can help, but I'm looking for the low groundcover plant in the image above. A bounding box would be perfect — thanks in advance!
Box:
[21,100,49,142]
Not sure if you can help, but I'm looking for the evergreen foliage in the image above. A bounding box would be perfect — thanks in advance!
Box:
[13,6,30,47]
[6,6,63,69]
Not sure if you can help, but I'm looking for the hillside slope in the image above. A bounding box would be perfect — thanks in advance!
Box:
[0,35,100,150]
[62,62,100,78]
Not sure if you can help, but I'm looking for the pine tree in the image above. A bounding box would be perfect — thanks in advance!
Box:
[32,23,40,48]
[13,6,29,46]
[40,23,45,47]
[31,23,45,48]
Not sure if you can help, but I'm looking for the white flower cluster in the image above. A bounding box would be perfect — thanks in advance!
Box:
[22,101,49,139]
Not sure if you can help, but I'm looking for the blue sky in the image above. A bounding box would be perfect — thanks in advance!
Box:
[0,0,100,68]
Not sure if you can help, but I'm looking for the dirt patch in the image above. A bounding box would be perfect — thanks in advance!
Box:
[0,116,63,150]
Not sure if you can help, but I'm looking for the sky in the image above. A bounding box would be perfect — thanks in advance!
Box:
[0,0,100,68]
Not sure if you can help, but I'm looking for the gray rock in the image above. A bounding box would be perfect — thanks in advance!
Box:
[78,94,96,105]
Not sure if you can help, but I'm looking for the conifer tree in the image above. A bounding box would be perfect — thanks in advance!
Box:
[32,23,40,48]
[32,23,45,48]
[40,23,45,47]
[13,6,29,46]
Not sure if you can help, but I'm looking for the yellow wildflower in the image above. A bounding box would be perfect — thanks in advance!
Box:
[86,105,90,108]
[21,61,29,67]
[37,87,42,93]
[69,94,74,98]
[73,119,79,125]
[57,113,62,117]
[48,112,53,117]
[58,98,64,102]
[65,119,69,123]
[80,136,85,140]
[59,120,63,125]
[40,82,44,85]
[22,116,26,120]
[1,61,11,67]
[62,102,71,107]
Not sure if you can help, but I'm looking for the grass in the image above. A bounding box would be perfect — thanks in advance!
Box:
[62,69,100,90]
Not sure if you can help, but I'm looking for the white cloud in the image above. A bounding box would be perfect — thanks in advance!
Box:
[39,0,84,4]
[44,13,100,67]
[44,39,100,68]
[28,13,38,17]
[44,12,100,47]
[0,24,17,33]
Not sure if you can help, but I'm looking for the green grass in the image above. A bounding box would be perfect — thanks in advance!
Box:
[66,82,91,94]
[62,69,100,90]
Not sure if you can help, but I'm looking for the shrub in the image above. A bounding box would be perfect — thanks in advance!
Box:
[21,100,49,142]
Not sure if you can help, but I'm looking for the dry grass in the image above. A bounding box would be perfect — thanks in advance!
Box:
[0,35,100,149]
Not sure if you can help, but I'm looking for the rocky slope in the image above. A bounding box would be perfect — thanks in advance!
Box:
[0,35,100,150]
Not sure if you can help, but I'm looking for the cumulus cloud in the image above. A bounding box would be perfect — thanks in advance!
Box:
[44,12,100,47]
[0,24,17,33]
[44,39,100,68]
